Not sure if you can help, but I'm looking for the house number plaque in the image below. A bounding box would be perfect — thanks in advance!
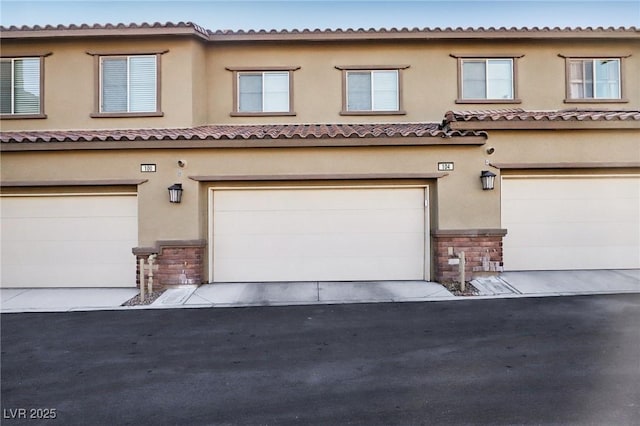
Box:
[438,162,454,171]
[140,164,157,172]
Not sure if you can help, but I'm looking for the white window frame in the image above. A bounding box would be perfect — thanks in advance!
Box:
[236,71,290,113]
[460,58,514,101]
[345,70,400,112]
[0,56,44,117]
[567,58,622,100]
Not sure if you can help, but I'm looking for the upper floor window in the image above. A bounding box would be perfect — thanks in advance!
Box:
[226,66,299,116]
[87,49,165,118]
[452,54,522,104]
[336,65,409,115]
[348,70,397,111]
[100,55,157,113]
[239,72,289,113]
[0,57,45,118]
[566,58,622,101]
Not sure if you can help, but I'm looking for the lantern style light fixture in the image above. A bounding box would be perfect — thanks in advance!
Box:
[168,183,183,203]
[480,170,496,191]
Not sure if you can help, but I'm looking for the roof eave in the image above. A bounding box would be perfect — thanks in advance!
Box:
[0,135,486,151]
[448,121,640,130]
[0,26,209,41]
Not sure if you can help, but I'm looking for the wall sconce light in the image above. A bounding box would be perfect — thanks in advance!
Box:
[168,183,183,203]
[480,170,496,191]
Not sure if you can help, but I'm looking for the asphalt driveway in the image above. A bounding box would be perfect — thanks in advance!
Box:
[2,295,639,425]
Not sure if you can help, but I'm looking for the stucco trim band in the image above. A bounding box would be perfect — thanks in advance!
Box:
[0,179,148,187]
[490,162,640,169]
[189,173,448,182]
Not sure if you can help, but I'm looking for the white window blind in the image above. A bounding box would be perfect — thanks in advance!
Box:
[263,72,289,112]
[238,73,262,112]
[0,58,41,115]
[238,71,289,113]
[101,55,157,113]
[101,58,127,112]
[0,60,13,114]
[347,70,398,111]
[347,72,372,110]
[372,71,399,110]
[129,56,157,112]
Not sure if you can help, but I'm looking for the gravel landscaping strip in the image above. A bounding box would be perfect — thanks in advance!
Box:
[121,290,165,306]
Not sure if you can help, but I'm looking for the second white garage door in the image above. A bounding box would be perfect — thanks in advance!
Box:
[502,175,640,271]
[211,187,428,282]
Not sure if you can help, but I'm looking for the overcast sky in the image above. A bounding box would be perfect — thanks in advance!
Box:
[1,0,639,30]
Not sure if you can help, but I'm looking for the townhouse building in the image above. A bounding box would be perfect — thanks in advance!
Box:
[1,22,638,289]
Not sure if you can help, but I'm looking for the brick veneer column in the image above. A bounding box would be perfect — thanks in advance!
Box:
[133,240,207,289]
[431,229,507,283]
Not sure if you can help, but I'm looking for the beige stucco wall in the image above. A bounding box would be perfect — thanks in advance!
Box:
[488,129,640,164]
[0,37,204,130]
[1,32,639,281]
[0,145,489,244]
[2,129,638,247]
[1,36,638,130]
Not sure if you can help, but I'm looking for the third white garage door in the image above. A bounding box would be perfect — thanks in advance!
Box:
[211,186,428,282]
[501,175,640,271]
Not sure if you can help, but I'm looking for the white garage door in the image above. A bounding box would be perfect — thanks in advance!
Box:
[211,187,428,282]
[502,176,640,271]
[1,195,138,288]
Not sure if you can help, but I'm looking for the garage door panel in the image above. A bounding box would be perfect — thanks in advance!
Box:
[215,232,424,259]
[507,221,637,247]
[216,188,423,211]
[212,187,426,282]
[1,196,137,218]
[503,199,638,223]
[505,246,639,271]
[214,208,423,235]
[2,217,137,241]
[502,176,640,270]
[2,264,135,288]
[215,256,423,282]
[503,178,638,201]
[1,195,137,288]
[4,240,136,264]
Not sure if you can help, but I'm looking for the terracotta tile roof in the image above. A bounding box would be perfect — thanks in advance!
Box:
[444,108,640,124]
[0,123,485,144]
[208,26,639,36]
[0,21,210,39]
[1,22,637,41]
[1,21,203,32]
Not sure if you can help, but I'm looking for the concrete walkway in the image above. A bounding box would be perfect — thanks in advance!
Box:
[1,270,638,313]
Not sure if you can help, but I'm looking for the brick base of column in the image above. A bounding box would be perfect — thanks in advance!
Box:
[133,240,207,289]
[432,229,507,283]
